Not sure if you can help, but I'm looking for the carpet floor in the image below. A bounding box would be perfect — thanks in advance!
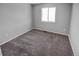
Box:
[1,29,73,56]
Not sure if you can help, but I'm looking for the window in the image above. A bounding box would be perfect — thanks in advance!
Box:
[41,7,56,22]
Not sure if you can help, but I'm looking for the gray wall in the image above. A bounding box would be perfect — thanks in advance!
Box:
[32,3,72,35]
[69,4,79,56]
[0,4,32,45]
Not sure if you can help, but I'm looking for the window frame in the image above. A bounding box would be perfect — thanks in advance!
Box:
[41,7,56,23]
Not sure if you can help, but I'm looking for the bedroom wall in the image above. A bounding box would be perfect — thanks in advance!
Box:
[32,3,72,35]
[0,3,32,45]
[69,3,79,56]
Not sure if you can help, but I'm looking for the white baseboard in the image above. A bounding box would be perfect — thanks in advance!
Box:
[0,28,68,46]
[0,29,32,46]
[51,31,68,36]
[34,28,68,36]
[0,47,2,56]
[68,34,74,56]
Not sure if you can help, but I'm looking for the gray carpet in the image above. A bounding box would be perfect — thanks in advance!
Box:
[1,29,73,56]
